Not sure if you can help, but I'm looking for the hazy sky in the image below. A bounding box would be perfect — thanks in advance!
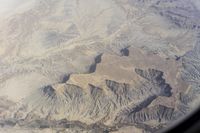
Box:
[0,0,35,16]
[0,0,20,13]
[193,0,200,10]
[0,0,200,14]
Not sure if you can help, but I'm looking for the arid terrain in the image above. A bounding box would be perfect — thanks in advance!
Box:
[0,0,200,132]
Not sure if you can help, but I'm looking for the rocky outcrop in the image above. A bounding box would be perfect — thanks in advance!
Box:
[120,47,129,56]
[152,0,200,30]
[0,68,175,132]
[179,42,200,111]
[89,54,103,73]
[113,69,173,125]
[117,104,175,124]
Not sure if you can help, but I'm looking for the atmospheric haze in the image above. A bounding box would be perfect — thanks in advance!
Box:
[0,0,200,133]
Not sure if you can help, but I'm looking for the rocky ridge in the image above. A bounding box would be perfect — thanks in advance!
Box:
[0,47,192,133]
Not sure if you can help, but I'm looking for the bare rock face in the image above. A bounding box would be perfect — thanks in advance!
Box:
[0,65,175,132]
[135,69,172,97]
[180,42,200,110]
[0,47,197,132]
[113,69,173,125]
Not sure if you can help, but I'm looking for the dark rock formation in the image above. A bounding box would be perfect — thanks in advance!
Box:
[120,47,129,56]
[89,54,103,73]
[135,68,172,97]
[60,74,71,83]
[42,85,56,98]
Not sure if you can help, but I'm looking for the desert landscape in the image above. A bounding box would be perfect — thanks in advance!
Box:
[0,0,200,132]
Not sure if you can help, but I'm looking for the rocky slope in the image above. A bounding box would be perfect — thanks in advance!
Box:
[0,47,193,133]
